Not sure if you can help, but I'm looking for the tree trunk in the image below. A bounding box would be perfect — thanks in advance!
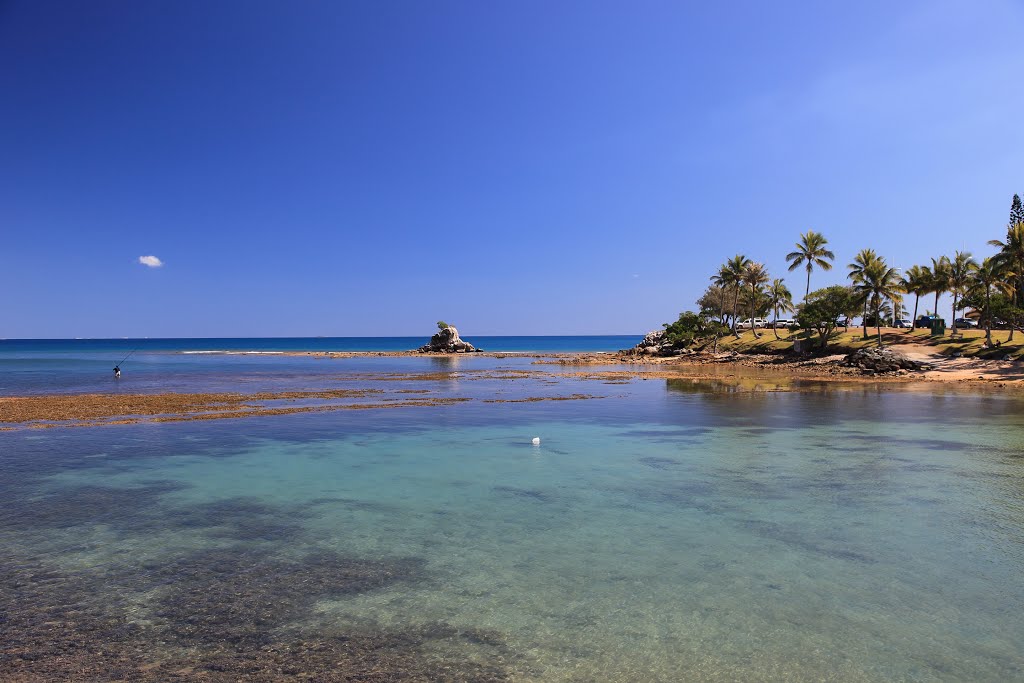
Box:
[751,284,759,339]
[984,289,992,347]
[876,297,882,346]
[805,268,811,302]
[910,294,919,333]
[773,304,780,340]
[861,298,869,339]
[951,294,958,335]
[732,287,740,338]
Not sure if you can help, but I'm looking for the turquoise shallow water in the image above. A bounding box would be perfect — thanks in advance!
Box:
[1,366,1023,681]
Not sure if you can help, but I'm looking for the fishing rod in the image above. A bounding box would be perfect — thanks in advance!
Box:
[116,348,138,367]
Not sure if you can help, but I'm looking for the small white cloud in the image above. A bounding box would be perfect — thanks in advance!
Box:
[138,255,163,268]
[631,274,640,279]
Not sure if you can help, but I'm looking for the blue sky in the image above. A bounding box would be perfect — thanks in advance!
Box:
[2,1,1022,337]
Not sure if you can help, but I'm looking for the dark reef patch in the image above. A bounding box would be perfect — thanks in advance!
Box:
[638,456,680,470]
[492,485,553,502]
[738,519,876,564]
[164,497,308,542]
[0,546,516,681]
[0,480,188,532]
[142,547,424,647]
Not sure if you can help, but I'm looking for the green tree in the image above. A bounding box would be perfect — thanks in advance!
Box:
[786,231,835,301]
[946,251,978,334]
[723,254,751,337]
[436,321,450,330]
[1010,193,1024,227]
[928,256,952,325]
[853,258,901,345]
[988,222,1024,308]
[661,311,726,348]
[796,286,859,350]
[742,262,770,338]
[847,248,880,339]
[766,278,794,340]
[964,258,1010,348]
[898,264,930,333]
[696,285,729,324]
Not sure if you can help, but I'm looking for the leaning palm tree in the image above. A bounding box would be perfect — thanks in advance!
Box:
[742,262,770,338]
[929,256,951,324]
[898,264,930,333]
[765,279,794,340]
[786,231,835,301]
[854,258,901,346]
[723,254,751,337]
[848,249,880,339]
[969,257,1009,348]
[946,251,978,335]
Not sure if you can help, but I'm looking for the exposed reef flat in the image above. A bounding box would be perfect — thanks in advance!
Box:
[3,348,1022,431]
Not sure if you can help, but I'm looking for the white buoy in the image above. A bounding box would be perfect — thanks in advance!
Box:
[531,437,541,445]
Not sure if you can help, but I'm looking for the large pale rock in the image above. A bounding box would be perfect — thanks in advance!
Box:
[418,325,479,353]
[622,329,675,357]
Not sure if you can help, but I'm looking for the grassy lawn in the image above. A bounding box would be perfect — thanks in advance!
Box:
[695,327,1024,358]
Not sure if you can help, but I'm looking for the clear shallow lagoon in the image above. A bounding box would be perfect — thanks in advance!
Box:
[1,360,1023,681]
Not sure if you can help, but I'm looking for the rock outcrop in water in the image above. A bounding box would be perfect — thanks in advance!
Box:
[841,347,929,374]
[418,325,479,353]
[621,330,694,357]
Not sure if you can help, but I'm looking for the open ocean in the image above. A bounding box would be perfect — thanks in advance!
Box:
[1,337,1023,681]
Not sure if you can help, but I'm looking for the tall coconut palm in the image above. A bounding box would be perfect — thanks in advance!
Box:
[723,254,751,337]
[848,249,880,339]
[853,258,900,346]
[929,256,951,322]
[946,251,978,335]
[766,279,794,340]
[898,265,930,333]
[742,262,770,338]
[969,257,1009,348]
[988,222,1024,304]
[786,231,835,302]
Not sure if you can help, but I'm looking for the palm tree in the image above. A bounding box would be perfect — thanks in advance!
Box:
[969,257,1009,348]
[766,279,794,340]
[786,231,835,301]
[898,265,930,333]
[848,249,880,339]
[929,256,951,323]
[853,258,900,346]
[743,262,770,338]
[723,254,751,337]
[946,251,978,335]
[709,267,734,325]
[988,222,1024,304]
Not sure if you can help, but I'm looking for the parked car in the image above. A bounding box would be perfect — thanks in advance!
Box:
[737,318,768,329]
[915,315,945,329]
[836,317,851,327]
[953,318,979,329]
[893,318,913,328]
[773,318,794,328]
